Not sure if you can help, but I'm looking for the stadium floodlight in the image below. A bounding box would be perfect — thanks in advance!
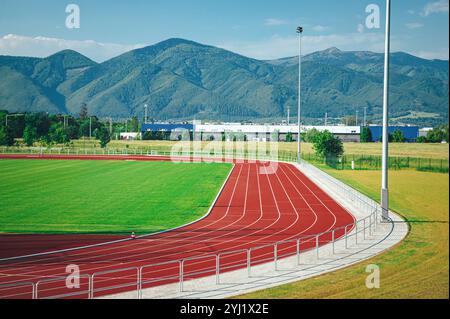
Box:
[381,0,391,220]
[5,113,24,127]
[296,26,303,163]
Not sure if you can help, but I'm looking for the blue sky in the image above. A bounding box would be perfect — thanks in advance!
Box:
[0,0,448,61]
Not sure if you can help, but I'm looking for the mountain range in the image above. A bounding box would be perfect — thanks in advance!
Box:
[0,38,448,126]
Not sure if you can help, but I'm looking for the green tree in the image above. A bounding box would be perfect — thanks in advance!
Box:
[360,126,373,143]
[0,126,15,146]
[285,132,294,142]
[129,116,140,132]
[79,120,90,137]
[416,136,428,143]
[379,134,393,143]
[97,127,111,148]
[271,130,280,142]
[304,128,321,143]
[50,126,70,144]
[39,135,53,147]
[392,130,405,143]
[79,104,88,120]
[312,130,344,161]
[25,113,51,138]
[427,125,449,143]
[23,126,38,146]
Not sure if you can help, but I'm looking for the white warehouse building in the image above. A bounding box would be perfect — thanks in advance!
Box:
[194,124,361,143]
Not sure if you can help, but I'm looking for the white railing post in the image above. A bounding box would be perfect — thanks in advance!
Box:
[374,210,378,231]
[345,225,348,249]
[363,218,366,240]
[179,260,184,292]
[216,255,220,285]
[88,274,93,299]
[274,243,278,271]
[138,267,143,299]
[332,230,335,254]
[247,249,251,277]
[35,281,40,299]
[316,235,320,259]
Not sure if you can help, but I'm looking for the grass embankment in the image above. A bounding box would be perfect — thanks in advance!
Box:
[236,169,449,299]
[0,160,231,234]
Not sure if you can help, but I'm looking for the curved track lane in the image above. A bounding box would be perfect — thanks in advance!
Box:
[0,155,355,299]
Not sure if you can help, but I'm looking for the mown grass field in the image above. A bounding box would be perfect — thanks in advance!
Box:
[0,159,231,234]
[236,169,449,299]
[69,140,449,160]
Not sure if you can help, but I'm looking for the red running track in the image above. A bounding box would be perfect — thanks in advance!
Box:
[0,154,356,299]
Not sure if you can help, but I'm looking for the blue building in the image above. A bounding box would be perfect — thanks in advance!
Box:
[366,126,419,143]
[141,123,194,133]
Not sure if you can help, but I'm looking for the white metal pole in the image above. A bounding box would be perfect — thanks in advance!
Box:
[89,117,92,139]
[364,107,367,127]
[287,106,290,125]
[381,0,391,220]
[144,104,148,125]
[297,26,303,163]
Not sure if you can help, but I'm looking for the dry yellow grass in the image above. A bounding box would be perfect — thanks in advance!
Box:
[235,170,449,299]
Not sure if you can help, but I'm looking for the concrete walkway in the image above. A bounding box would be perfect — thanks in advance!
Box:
[104,161,408,299]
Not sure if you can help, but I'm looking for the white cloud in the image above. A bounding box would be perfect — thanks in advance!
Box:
[217,32,386,60]
[421,0,449,16]
[357,24,365,33]
[0,34,147,62]
[264,18,289,26]
[311,25,328,32]
[405,22,424,29]
[411,49,449,60]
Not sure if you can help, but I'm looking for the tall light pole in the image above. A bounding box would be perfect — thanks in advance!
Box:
[364,107,367,127]
[287,106,290,125]
[297,26,303,163]
[381,0,391,221]
[89,116,92,139]
[144,104,148,125]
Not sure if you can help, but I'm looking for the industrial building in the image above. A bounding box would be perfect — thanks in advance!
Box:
[367,126,419,143]
[141,123,361,142]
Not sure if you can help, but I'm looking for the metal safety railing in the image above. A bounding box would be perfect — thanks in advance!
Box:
[0,207,379,299]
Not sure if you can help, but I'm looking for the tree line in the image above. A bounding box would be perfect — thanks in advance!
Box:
[0,107,142,148]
